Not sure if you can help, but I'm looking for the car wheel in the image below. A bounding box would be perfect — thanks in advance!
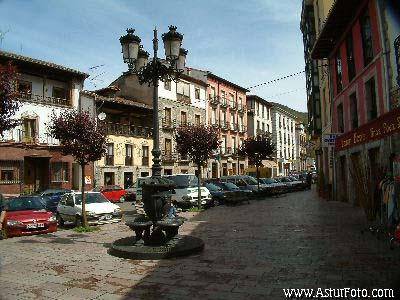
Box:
[119,196,125,203]
[74,215,83,227]
[56,213,64,227]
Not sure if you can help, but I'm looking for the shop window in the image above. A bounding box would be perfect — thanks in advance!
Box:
[51,162,69,182]
[336,53,343,93]
[360,10,374,66]
[365,77,377,121]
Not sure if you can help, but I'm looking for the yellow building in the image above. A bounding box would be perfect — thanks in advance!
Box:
[81,89,153,188]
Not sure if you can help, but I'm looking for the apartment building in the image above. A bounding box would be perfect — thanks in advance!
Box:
[246,95,273,136]
[81,88,153,188]
[295,123,308,172]
[0,50,93,195]
[270,104,298,176]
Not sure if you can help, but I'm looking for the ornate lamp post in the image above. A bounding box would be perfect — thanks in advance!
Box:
[119,26,188,177]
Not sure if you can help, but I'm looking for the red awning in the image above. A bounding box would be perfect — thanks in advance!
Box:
[335,107,400,151]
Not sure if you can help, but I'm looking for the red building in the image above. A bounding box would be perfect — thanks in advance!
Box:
[311,0,398,204]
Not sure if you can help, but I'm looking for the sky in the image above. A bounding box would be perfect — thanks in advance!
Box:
[0,0,307,112]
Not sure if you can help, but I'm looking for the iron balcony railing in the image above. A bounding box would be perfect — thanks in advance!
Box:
[239,125,247,133]
[162,118,175,129]
[237,103,246,113]
[162,150,175,162]
[230,123,239,132]
[209,119,220,128]
[105,123,152,138]
[220,121,229,131]
[105,155,114,166]
[229,101,237,110]
[220,97,228,108]
[209,95,219,106]
[18,93,71,107]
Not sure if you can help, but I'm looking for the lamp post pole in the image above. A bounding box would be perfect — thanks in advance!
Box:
[151,28,162,178]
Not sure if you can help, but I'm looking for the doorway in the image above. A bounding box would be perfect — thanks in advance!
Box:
[124,172,133,189]
[24,157,50,193]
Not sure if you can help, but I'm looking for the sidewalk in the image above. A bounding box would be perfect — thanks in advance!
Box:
[1,190,400,299]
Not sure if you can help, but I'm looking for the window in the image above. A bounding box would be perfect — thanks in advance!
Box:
[142,146,149,166]
[229,93,235,108]
[180,111,187,126]
[365,77,377,121]
[52,86,67,99]
[257,121,260,131]
[164,107,172,123]
[267,124,270,133]
[212,108,217,124]
[1,170,14,182]
[349,92,358,129]
[262,123,265,132]
[105,143,114,166]
[164,80,171,91]
[177,81,190,100]
[165,139,172,155]
[125,144,133,166]
[51,162,68,182]
[232,137,236,152]
[261,105,264,118]
[336,53,343,93]
[195,114,201,125]
[346,33,356,81]
[17,80,32,99]
[195,87,200,100]
[104,172,115,186]
[337,103,344,133]
[360,11,374,66]
[22,118,37,143]
[210,86,216,99]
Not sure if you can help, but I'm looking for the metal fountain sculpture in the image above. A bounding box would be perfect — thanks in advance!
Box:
[109,26,204,259]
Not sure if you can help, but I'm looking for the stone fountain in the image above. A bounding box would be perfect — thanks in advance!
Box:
[109,177,204,259]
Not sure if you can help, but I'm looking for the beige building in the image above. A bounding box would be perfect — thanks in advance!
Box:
[81,89,153,188]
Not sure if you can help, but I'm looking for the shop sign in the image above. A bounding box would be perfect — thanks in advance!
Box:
[335,107,400,151]
[322,133,340,147]
[85,176,92,185]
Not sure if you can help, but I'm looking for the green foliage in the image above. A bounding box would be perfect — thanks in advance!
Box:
[0,63,19,135]
[238,133,276,167]
[188,207,204,212]
[73,226,100,233]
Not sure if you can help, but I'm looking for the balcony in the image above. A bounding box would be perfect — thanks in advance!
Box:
[162,151,175,163]
[238,103,246,114]
[209,119,220,129]
[105,155,114,166]
[162,118,175,130]
[229,101,237,111]
[220,121,229,131]
[179,120,188,127]
[142,157,149,166]
[221,147,232,157]
[105,123,152,138]
[209,96,219,106]
[230,123,239,132]
[220,97,228,109]
[125,156,133,166]
[18,93,71,107]
[239,125,247,134]
[177,93,191,103]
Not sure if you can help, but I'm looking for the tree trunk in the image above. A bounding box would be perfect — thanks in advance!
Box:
[81,164,88,227]
[197,165,202,209]
[256,165,260,192]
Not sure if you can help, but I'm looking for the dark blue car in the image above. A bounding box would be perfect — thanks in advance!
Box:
[40,189,72,213]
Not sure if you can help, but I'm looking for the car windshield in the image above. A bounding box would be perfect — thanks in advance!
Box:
[205,183,222,192]
[166,175,198,188]
[75,193,109,205]
[6,197,46,211]
[263,178,277,184]
[243,176,258,185]
[288,176,298,181]
[223,182,240,190]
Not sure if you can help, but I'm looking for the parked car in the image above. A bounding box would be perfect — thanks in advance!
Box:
[133,177,151,202]
[3,196,57,238]
[93,185,127,203]
[203,182,225,206]
[221,175,267,195]
[287,176,307,190]
[57,192,122,226]
[210,180,251,204]
[40,189,72,213]
[164,174,212,208]
[275,177,303,192]
[259,178,287,195]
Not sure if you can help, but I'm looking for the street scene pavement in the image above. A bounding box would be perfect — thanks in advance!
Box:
[1,189,400,300]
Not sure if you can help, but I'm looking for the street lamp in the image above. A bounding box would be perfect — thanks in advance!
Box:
[120,25,188,177]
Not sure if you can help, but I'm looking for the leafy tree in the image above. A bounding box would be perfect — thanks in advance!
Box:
[48,110,106,227]
[239,133,275,190]
[175,124,220,208]
[0,63,19,136]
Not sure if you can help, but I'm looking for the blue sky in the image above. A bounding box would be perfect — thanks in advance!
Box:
[0,0,307,112]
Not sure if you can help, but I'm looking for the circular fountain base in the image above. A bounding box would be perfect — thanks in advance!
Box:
[109,235,204,259]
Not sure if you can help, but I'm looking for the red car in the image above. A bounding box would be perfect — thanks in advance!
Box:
[95,185,127,203]
[3,196,57,238]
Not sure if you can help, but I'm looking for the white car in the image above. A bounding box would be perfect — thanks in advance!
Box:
[164,174,212,208]
[56,192,122,226]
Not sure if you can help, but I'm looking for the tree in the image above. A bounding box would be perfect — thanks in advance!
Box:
[0,63,19,136]
[175,124,220,209]
[239,133,276,190]
[48,110,106,227]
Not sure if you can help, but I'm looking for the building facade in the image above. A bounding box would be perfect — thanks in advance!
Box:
[0,50,94,195]
[246,95,273,136]
[295,123,308,172]
[311,0,392,205]
[81,89,153,189]
[206,73,248,178]
[270,105,298,176]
